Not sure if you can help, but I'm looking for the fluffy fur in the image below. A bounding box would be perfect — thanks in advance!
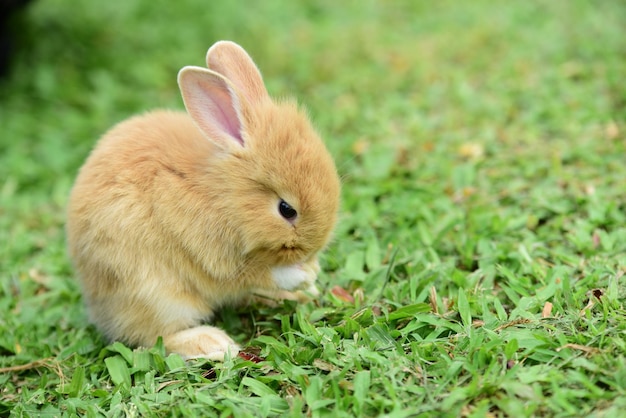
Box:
[66,41,340,360]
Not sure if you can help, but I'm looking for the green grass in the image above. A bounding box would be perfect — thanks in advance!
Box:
[1,0,625,416]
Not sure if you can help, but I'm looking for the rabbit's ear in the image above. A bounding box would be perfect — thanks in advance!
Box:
[206,41,269,107]
[178,66,245,147]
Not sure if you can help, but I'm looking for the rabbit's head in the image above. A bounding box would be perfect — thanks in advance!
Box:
[178,41,340,268]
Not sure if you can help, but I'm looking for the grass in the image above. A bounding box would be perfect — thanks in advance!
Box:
[1,0,625,416]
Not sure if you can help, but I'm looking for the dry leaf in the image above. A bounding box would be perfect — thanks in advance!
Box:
[0,358,54,373]
[495,318,532,331]
[422,141,435,152]
[353,288,364,305]
[388,52,410,74]
[156,380,184,392]
[238,351,264,363]
[580,299,595,315]
[283,384,301,398]
[458,142,484,159]
[584,184,596,196]
[331,286,355,303]
[556,343,599,354]
[605,121,619,140]
[429,287,438,314]
[29,268,50,285]
[461,405,497,418]
[580,288,605,315]
[338,379,353,390]
[352,138,370,155]
[542,302,553,318]
[313,358,336,372]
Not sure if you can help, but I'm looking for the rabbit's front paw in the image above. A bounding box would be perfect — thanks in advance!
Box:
[271,262,317,291]
[253,282,320,306]
[163,325,240,361]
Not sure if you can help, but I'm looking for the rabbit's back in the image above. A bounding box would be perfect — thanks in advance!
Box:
[66,110,226,345]
[67,110,212,263]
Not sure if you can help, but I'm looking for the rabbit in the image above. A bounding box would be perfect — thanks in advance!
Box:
[66,41,340,360]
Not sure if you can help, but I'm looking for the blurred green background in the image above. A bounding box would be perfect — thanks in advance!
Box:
[1,0,625,415]
[2,0,623,266]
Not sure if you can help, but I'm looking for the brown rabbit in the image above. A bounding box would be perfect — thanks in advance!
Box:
[66,41,340,360]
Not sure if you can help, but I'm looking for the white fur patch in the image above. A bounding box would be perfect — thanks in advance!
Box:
[271,264,314,291]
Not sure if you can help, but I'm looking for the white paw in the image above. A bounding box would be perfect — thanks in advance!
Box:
[303,282,320,297]
[164,326,240,361]
[271,264,316,291]
[252,283,320,306]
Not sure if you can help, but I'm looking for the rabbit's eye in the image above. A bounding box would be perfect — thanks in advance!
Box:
[279,200,297,220]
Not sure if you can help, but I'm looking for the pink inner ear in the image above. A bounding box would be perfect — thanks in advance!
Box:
[181,72,247,148]
[211,88,243,145]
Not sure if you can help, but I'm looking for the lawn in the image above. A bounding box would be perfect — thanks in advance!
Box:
[1,0,625,416]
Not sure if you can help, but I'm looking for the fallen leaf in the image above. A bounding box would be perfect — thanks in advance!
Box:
[313,358,336,372]
[29,268,51,286]
[353,288,364,304]
[458,142,484,159]
[605,120,619,140]
[338,379,353,390]
[388,51,410,73]
[238,350,264,363]
[156,380,184,392]
[283,384,301,398]
[429,286,439,315]
[542,302,553,318]
[580,299,595,316]
[421,140,435,152]
[462,187,477,198]
[352,138,370,155]
[556,344,599,354]
[461,405,498,418]
[0,358,54,373]
[331,286,354,303]
[495,318,532,331]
